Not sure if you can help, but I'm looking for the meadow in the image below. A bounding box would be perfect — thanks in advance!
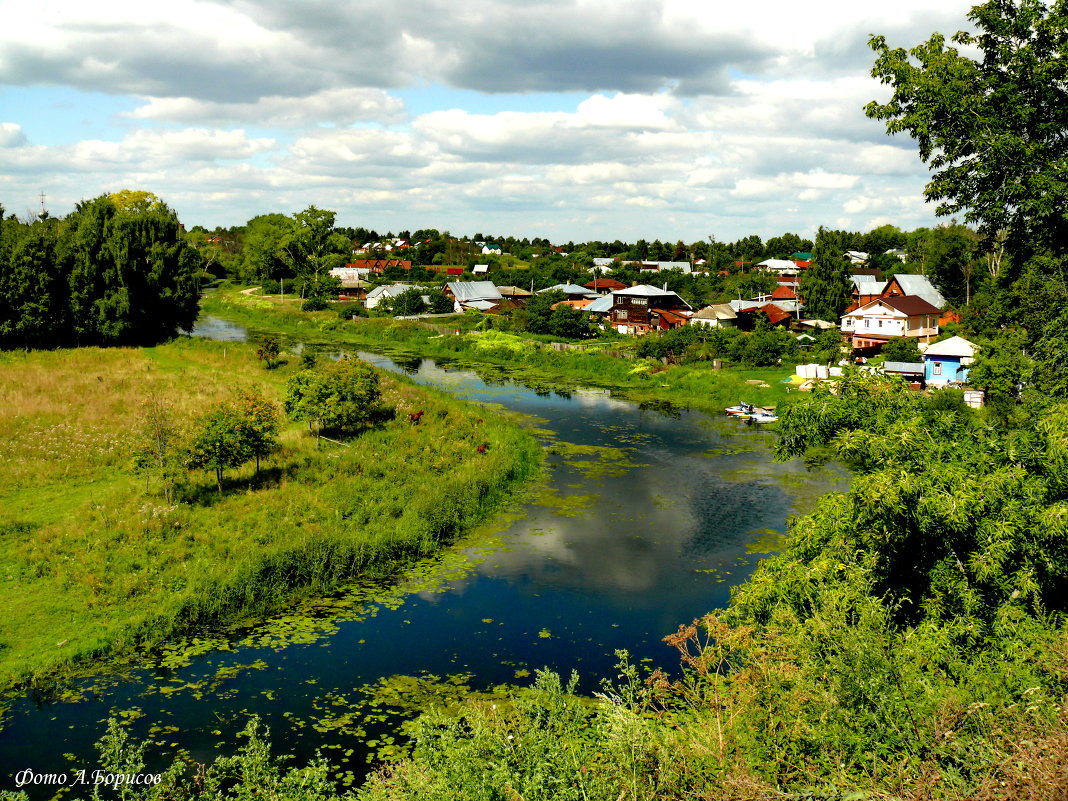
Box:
[0,337,541,691]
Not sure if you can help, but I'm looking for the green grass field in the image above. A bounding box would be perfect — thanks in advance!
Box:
[0,337,541,691]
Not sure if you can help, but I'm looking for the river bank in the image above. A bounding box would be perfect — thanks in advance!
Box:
[199,288,797,415]
[0,310,849,798]
[0,336,541,695]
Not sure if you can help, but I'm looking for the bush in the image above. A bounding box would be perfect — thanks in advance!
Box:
[302,297,328,312]
[336,302,367,319]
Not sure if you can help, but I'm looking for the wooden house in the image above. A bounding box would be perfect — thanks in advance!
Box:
[840,296,940,350]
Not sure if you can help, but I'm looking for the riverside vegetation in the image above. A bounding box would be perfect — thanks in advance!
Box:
[0,336,540,691]
[201,287,798,414]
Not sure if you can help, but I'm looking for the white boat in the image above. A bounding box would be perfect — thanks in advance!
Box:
[750,410,778,423]
[725,402,754,416]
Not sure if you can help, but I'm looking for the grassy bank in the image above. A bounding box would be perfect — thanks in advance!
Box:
[0,336,541,692]
[200,288,795,413]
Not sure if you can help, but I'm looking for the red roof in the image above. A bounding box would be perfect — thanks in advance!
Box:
[793,260,810,269]
[770,285,797,300]
[348,259,411,272]
[652,308,690,328]
[584,278,627,291]
[446,267,464,276]
[760,304,793,325]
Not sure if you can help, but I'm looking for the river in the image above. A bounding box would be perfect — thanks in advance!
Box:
[0,316,847,795]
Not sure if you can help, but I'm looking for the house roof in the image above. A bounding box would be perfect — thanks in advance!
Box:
[552,299,594,311]
[653,308,690,326]
[614,284,692,309]
[771,285,797,300]
[585,294,615,313]
[638,261,692,273]
[761,304,793,325]
[366,283,417,299]
[757,258,799,272]
[922,335,979,358]
[885,274,946,307]
[880,295,942,316]
[495,285,534,297]
[447,281,503,303]
[472,264,489,274]
[693,304,737,320]
[462,299,499,311]
[584,278,627,291]
[883,361,925,375]
[538,283,598,297]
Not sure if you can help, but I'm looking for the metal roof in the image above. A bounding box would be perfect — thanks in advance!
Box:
[447,281,503,303]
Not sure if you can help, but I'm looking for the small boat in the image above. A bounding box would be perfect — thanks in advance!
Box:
[725,402,754,416]
[750,410,778,423]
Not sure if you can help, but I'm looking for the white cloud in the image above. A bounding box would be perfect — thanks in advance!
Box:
[125,88,406,127]
[0,0,979,238]
[0,122,26,147]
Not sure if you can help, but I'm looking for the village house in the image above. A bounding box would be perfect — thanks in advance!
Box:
[445,281,504,312]
[690,304,738,328]
[923,336,979,387]
[608,285,692,334]
[537,283,599,299]
[584,278,628,295]
[840,295,941,350]
[365,283,419,309]
[757,258,800,277]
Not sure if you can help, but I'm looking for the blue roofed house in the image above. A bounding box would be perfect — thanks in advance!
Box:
[923,336,979,387]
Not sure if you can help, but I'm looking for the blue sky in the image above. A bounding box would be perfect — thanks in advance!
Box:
[0,0,977,243]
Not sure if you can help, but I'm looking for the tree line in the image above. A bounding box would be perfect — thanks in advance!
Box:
[0,192,204,349]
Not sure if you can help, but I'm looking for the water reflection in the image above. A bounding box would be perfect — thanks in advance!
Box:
[0,316,849,798]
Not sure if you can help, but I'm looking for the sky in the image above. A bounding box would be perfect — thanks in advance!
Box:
[0,0,979,243]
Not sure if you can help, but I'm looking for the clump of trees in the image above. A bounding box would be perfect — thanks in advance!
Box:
[285,357,391,445]
[133,388,281,496]
[0,192,203,348]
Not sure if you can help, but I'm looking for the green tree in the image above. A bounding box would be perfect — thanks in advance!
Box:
[238,213,296,284]
[187,402,255,493]
[390,287,427,316]
[427,290,455,314]
[280,206,351,299]
[256,335,281,370]
[0,219,67,348]
[284,358,386,444]
[234,388,281,475]
[59,194,202,346]
[926,223,979,306]
[799,227,852,321]
[866,0,1068,264]
[131,394,183,503]
[880,336,923,363]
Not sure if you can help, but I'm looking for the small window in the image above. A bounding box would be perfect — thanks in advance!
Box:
[632,297,647,306]
[617,309,628,320]
[933,362,942,376]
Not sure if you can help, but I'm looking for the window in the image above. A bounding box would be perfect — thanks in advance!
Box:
[617,309,628,320]
[933,362,942,376]
[632,297,647,306]
[865,319,870,329]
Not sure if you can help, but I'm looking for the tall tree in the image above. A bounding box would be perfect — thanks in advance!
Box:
[799,228,852,322]
[866,0,1068,264]
[926,222,979,306]
[280,206,351,299]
